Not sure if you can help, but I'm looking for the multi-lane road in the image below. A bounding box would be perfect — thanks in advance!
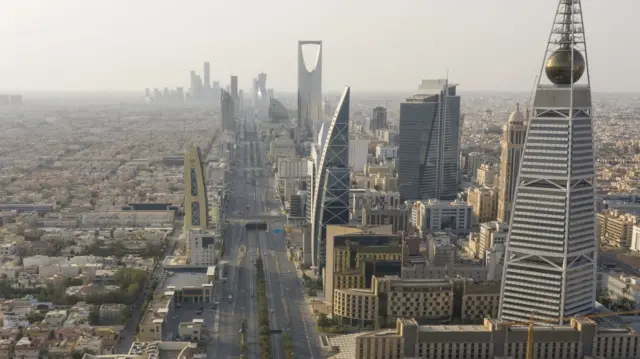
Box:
[217,117,324,358]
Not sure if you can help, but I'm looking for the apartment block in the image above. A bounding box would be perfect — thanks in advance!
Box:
[467,187,498,224]
[596,210,638,248]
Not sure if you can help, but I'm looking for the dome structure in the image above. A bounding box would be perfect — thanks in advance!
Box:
[544,47,586,85]
[508,103,525,123]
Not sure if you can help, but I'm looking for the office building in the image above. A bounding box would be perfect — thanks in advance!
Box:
[323,225,398,307]
[188,229,216,266]
[349,138,369,172]
[230,75,239,117]
[499,0,597,324]
[467,186,498,224]
[370,106,388,132]
[298,40,323,142]
[221,89,233,132]
[353,315,640,359]
[203,62,211,99]
[334,276,500,329]
[496,104,528,223]
[476,162,498,188]
[411,200,473,235]
[268,98,289,123]
[311,87,350,272]
[465,151,485,177]
[184,147,209,261]
[361,206,409,233]
[398,79,461,202]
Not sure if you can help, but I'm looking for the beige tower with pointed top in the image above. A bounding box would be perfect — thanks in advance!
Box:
[496,103,527,223]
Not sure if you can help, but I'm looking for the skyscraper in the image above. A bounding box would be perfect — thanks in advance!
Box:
[311,87,350,272]
[203,62,211,99]
[496,104,527,223]
[298,41,323,142]
[370,106,388,133]
[230,76,239,117]
[499,0,596,325]
[184,147,209,260]
[257,73,267,97]
[398,79,461,202]
[221,89,233,132]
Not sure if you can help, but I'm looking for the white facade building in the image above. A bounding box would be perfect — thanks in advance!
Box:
[277,157,308,178]
[412,199,473,234]
[375,144,398,161]
[349,138,369,172]
[630,225,640,252]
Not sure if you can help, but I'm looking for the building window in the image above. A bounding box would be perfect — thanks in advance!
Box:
[190,168,199,196]
[191,202,201,226]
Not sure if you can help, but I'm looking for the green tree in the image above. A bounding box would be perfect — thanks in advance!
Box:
[317,313,330,329]
[89,307,100,326]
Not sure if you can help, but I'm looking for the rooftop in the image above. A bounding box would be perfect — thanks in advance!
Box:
[419,324,487,333]
[162,271,209,289]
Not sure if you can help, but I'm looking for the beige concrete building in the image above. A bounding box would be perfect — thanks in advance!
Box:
[477,221,508,257]
[467,186,498,224]
[333,276,500,328]
[476,162,498,188]
[597,210,638,248]
[137,290,175,341]
[354,316,640,359]
[323,224,398,308]
[496,104,527,223]
[361,206,409,233]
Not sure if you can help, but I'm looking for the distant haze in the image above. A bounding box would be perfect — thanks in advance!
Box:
[1,0,638,93]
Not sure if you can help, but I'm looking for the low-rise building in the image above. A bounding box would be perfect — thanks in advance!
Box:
[334,276,500,328]
[14,337,40,359]
[138,290,175,342]
[178,320,203,342]
[352,315,640,359]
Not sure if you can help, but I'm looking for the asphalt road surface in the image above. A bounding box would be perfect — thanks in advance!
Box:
[219,117,325,358]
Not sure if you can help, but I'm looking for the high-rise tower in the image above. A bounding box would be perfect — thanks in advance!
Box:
[203,62,211,100]
[298,41,323,143]
[398,79,460,202]
[311,87,350,272]
[370,106,387,133]
[221,89,233,132]
[499,0,596,325]
[184,147,209,260]
[230,76,239,117]
[496,104,527,223]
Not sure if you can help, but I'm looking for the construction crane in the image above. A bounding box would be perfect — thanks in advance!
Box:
[502,310,640,359]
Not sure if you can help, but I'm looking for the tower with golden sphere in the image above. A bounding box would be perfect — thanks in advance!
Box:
[499,0,596,325]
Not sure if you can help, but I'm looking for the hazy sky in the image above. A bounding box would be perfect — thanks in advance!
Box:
[1,0,637,93]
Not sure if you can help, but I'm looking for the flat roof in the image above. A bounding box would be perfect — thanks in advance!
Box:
[419,325,487,333]
[163,271,209,289]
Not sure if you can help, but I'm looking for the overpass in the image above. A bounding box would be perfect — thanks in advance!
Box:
[226,214,286,223]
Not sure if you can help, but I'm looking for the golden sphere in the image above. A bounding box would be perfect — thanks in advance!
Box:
[545,48,585,85]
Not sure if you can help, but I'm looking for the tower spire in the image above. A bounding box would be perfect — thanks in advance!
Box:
[540,0,589,86]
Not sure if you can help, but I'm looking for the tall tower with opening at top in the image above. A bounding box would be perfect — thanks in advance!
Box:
[498,0,596,325]
[298,41,323,143]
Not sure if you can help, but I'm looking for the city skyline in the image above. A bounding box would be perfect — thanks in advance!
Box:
[2,1,639,93]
